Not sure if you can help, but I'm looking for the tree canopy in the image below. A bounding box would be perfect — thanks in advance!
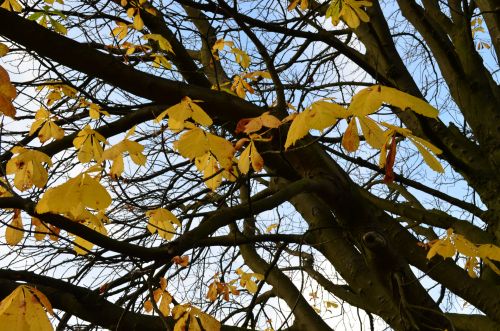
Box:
[0,0,499,330]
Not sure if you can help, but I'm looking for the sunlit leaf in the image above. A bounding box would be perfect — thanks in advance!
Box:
[342,117,360,152]
[0,64,16,118]
[73,124,106,163]
[307,101,345,131]
[6,147,52,191]
[0,43,9,57]
[146,208,181,240]
[36,173,111,219]
[155,97,212,130]
[0,286,53,331]
[284,111,309,149]
[0,0,23,12]
[357,116,384,149]
[5,209,23,246]
[29,108,64,143]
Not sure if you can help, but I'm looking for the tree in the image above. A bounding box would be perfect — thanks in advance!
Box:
[0,0,499,330]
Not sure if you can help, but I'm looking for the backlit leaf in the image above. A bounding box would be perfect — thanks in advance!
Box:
[146,208,181,240]
[357,116,385,149]
[155,97,212,130]
[6,147,52,191]
[5,209,23,246]
[0,43,9,57]
[73,125,106,163]
[0,286,53,331]
[284,111,309,149]
[36,173,111,219]
[29,108,64,143]
[410,137,444,173]
[307,101,345,131]
[342,118,360,152]
[0,64,16,118]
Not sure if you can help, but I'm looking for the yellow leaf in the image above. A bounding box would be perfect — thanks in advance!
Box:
[30,288,54,316]
[307,101,345,131]
[0,64,16,118]
[73,210,108,255]
[377,85,438,118]
[195,153,222,191]
[242,70,272,81]
[453,234,478,257]
[146,208,181,240]
[427,238,455,259]
[51,20,67,35]
[287,0,300,10]
[410,137,444,173]
[325,300,338,308]
[356,116,385,149]
[206,282,218,302]
[478,244,500,261]
[284,111,309,149]
[207,133,235,170]
[111,22,128,41]
[0,286,53,331]
[266,223,278,233]
[151,54,172,69]
[144,300,153,312]
[133,13,144,30]
[235,111,281,134]
[155,97,212,129]
[348,86,383,116]
[73,124,106,163]
[245,279,258,293]
[32,217,48,241]
[174,127,210,160]
[340,0,372,29]
[159,277,168,291]
[342,118,360,152]
[325,0,342,25]
[211,39,234,59]
[6,147,52,191]
[0,0,23,12]
[102,139,146,178]
[143,34,174,53]
[29,108,64,143]
[238,142,251,174]
[0,178,12,198]
[5,209,24,246]
[231,47,251,68]
[483,257,500,275]
[36,173,111,219]
[73,233,94,255]
[88,103,110,119]
[465,257,479,278]
[0,43,9,57]
[250,142,264,172]
[159,292,172,316]
[407,134,442,155]
[197,311,221,331]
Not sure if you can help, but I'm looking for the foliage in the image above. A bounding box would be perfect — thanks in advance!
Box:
[0,0,499,330]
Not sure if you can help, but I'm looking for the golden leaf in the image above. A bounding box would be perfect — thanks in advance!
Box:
[146,208,181,240]
[0,64,16,118]
[0,286,53,331]
[357,116,385,149]
[284,111,309,149]
[36,173,111,219]
[5,209,23,246]
[73,125,106,163]
[6,147,52,191]
[29,108,64,143]
[342,117,360,152]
